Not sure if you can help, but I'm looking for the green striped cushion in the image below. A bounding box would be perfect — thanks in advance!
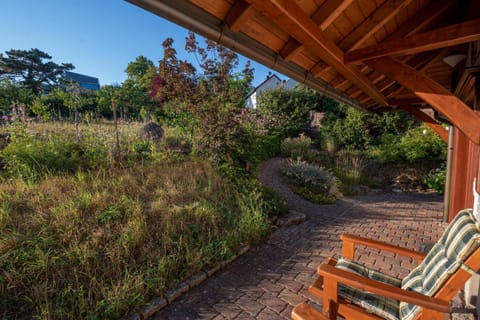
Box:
[399,209,480,320]
[335,258,402,320]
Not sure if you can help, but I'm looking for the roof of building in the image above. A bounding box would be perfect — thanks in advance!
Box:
[245,73,282,98]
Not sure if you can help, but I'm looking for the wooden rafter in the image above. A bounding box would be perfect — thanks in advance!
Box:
[279,38,303,62]
[340,0,414,51]
[248,0,388,105]
[314,0,353,31]
[389,98,426,106]
[225,0,254,32]
[368,57,480,144]
[323,1,454,101]
[279,0,353,61]
[385,0,456,41]
[346,18,480,63]
[400,106,449,142]
[310,61,328,77]
[385,49,451,100]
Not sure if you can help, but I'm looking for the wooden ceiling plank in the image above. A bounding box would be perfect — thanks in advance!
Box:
[225,0,254,32]
[277,0,352,62]
[314,0,354,30]
[346,18,480,63]
[400,106,449,142]
[340,0,414,52]
[252,0,387,105]
[386,0,456,41]
[369,57,480,144]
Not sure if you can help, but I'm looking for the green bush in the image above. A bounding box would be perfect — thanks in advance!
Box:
[424,164,446,194]
[290,185,336,204]
[280,134,312,160]
[243,129,283,166]
[378,125,447,163]
[256,86,320,136]
[258,185,288,218]
[281,159,335,194]
[399,125,447,162]
[377,133,402,163]
[1,134,83,181]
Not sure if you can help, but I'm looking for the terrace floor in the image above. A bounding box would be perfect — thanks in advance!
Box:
[153,158,476,320]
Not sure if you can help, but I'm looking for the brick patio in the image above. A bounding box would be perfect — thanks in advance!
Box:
[153,159,476,319]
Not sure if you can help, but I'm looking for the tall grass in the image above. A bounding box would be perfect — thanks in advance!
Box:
[0,122,270,319]
[334,148,368,185]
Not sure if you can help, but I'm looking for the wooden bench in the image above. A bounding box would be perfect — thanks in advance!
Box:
[292,302,330,320]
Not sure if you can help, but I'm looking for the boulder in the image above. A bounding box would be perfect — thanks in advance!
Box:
[142,122,163,141]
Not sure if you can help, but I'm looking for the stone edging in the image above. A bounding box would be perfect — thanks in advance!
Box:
[123,245,251,320]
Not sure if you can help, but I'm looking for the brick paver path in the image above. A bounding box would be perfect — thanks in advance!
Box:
[153,158,460,319]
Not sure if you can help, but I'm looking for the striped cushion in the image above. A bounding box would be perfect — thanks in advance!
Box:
[335,258,402,320]
[399,209,480,320]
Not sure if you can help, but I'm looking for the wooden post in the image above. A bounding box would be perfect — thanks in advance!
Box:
[448,74,480,220]
[75,107,79,144]
[112,99,120,161]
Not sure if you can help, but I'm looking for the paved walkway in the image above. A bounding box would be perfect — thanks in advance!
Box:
[154,158,475,319]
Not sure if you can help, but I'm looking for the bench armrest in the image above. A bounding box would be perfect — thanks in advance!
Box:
[318,264,450,313]
[341,234,427,262]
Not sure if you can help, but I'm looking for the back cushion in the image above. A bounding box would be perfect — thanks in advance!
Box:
[399,209,480,320]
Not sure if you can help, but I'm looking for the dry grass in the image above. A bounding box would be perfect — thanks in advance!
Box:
[0,122,270,319]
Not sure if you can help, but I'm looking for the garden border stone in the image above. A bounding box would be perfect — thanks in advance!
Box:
[122,245,250,320]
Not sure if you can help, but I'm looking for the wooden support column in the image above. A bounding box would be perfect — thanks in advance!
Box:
[448,75,480,220]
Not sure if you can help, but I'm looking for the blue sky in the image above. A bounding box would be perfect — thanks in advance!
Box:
[0,0,281,87]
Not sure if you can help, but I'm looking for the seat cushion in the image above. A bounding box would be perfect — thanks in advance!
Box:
[399,209,480,320]
[335,258,401,320]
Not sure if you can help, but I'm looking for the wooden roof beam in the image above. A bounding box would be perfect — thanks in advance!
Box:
[225,0,254,32]
[400,106,449,143]
[385,49,451,100]
[250,0,387,105]
[279,38,303,61]
[317,0,435,79]
[346,18,480,63]
[278,0,353,61]
[389,98,425,106]
[369,57,480,144]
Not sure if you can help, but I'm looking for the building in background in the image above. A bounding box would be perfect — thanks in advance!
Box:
[64,71,100,91]
[245,73,297,109]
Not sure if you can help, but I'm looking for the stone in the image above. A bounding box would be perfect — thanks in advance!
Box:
[142,122,163,141]
[276,211,307,227]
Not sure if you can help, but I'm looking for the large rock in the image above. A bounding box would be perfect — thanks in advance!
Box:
[142,122,164,141]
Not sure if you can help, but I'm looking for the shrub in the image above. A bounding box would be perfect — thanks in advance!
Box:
[256,86,319,136]
[280,134,312,160]
[377,125,447,163]
[290,185,336,205]
[1,132,83,181]
[399,125,447,162]
[281,159,335,194]
[424,164,446,194]
[258,185,288,218]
